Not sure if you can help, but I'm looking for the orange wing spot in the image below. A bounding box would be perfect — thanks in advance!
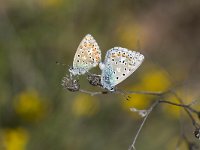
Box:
[96,58,100,62]
[94,52,99,55]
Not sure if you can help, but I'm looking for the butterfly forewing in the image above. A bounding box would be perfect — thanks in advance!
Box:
[101,47,144,90]
[71,34,101,75]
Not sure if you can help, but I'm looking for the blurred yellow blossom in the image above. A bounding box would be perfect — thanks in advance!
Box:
[141,65,171,91]
[122,94,153,119]
[1,128,29,150]
[72,94,99,117]
[14,90,47,123]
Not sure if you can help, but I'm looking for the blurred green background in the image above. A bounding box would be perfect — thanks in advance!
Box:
[0,0,200,150]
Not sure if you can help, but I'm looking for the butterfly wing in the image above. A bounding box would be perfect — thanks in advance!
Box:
[100,47,144,91]
[70,34,101,75]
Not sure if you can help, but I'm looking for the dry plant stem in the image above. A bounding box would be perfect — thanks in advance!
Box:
[79,89,108,96]
[79,89,165,96]
[79,89,199,127]
[170,91,200,128]
[128,99,199,150]
[128,100,159,150]
[78,88,200,149]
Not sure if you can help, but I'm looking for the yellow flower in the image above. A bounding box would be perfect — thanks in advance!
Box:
[122,94,153,119]
[72,94,99,117]
[14,90,47,123]
[141,65,171,92]
[1,128,29,150]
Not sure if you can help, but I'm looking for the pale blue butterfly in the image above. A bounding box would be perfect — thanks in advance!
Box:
[95,47,144,91]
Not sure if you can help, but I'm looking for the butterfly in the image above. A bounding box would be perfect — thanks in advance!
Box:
[69,34,101,76]
[88,47,144,91]
[65,34,144,92]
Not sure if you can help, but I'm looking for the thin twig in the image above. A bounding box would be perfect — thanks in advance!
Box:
[170,91,200,128]
[79,88,200,127]
[79,89,109,96]
[79,89,166,96]
[128,100,159,150]
[128,98,200,150]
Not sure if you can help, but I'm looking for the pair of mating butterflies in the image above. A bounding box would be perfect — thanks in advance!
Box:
[62,34,144,91]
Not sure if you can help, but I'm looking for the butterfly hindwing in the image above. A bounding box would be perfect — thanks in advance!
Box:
[70,34,101,75]
[100,47,144,91]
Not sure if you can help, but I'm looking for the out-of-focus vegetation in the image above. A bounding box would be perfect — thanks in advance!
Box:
[0,0,200,150]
